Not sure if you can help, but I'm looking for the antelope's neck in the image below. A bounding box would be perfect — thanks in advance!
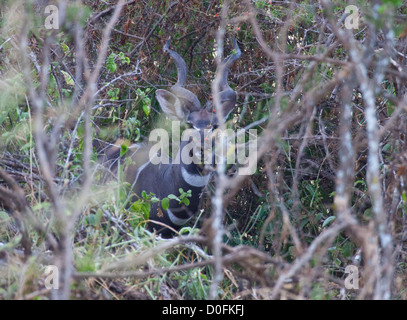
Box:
[160,143,211,190]
[180,139,211,188]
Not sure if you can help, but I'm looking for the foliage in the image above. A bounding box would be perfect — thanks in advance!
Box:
[0,0,407,300]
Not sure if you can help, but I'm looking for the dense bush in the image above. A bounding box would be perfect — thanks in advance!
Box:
[0,0,406,300]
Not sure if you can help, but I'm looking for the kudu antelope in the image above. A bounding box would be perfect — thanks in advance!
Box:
[101,39,241,237]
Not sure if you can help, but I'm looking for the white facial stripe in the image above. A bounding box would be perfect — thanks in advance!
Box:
[131,159,151,189]
[128,143,139,149]
[193,125,214,133]
[181,166,210,187]
[167,208,192,226]
[127,159,151,199]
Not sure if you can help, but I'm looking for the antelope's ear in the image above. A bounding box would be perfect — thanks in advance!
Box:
[156,89,187,120]
[219,89,237,121]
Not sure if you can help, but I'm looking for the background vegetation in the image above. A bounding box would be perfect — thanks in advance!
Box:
[0,0,407,299]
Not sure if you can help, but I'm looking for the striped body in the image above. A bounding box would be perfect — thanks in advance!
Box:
[125,141,211,237]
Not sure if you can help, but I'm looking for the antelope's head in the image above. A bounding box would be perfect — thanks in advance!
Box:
[155,38,241,165]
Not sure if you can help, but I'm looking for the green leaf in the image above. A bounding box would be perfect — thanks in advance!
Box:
[120,143,128,157]
[322,216,336,228]
[167,194,179,200]
[142,103,150,116]
[61,70,74,86]
[382,0,402,5]
[106,53,117,73]
[161,197,170,210]
[20,142,31,151]
[107,87,119,100]
[61,43,70,54]
[84,209,102,227]
[130,200,142,212]
[141,202,151,219]
[118,52,130,64]
[402,191,407,203]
